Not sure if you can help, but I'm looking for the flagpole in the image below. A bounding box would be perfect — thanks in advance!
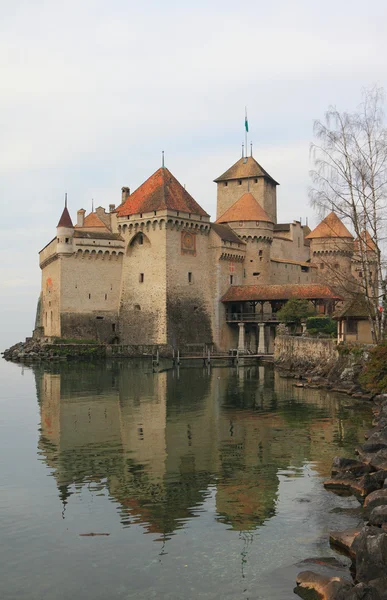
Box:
[245,107,247,160]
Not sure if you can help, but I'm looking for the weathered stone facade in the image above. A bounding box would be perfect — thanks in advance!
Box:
[36,153,368,352]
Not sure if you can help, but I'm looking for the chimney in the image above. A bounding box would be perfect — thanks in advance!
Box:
[121,187,130,203]
[77,209,86,227]
[109,204,116,213]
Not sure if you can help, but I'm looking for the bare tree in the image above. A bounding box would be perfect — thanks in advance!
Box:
[309,86,387,343]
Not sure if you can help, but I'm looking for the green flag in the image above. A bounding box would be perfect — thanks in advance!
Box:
[245,114,249,132]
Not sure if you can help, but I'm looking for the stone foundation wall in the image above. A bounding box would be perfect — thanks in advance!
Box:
[61,312,119,343]
[274,335,338,368]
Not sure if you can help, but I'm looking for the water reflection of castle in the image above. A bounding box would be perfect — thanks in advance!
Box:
[35,362,364,537]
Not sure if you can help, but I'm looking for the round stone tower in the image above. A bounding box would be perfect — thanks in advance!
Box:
[216,192,274,284]
[56,199,74,256]
[306,211,354,290]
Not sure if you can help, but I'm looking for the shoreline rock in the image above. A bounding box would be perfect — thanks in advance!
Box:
[296,392,387,599]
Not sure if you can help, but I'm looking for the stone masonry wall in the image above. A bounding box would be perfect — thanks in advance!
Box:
[166,225,213,347]
[208,229,244,351]
[119,224,167,345]
[41,256,61,337]
[274,335,338,367]
[216,178,277,223]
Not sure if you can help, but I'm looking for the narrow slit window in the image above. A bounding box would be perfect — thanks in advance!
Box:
[230,275,233,285]
[139,273,144,283]
[188,272,192,283]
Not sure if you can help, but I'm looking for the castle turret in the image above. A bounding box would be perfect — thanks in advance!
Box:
[305,211,354,290]
[56,201,74,255]
[216,192,273,284]
[214,155,279,223]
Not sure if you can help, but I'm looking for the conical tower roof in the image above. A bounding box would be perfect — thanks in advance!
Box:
[305,212,353,240]
[117,167,209,217]
[216,192,273,224]
[354,230,377,252]
[57,206,73,228]
[214,156,279,185]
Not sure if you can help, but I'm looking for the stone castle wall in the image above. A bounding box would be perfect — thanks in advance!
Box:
[119,223,168,345]
[216,177,277,223]
[166,224,213,347]
[41,255,61,337]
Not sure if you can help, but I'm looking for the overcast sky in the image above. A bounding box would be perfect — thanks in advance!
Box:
[1,0,387,350]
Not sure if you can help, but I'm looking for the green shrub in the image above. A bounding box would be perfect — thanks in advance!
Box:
[359,342,387,393]
[277,299,316,326]
[306,317,337,337]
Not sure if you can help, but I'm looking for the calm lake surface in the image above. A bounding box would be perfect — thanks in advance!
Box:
[0,359,372,600]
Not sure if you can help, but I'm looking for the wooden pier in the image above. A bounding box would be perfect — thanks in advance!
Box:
[151,348,273,370]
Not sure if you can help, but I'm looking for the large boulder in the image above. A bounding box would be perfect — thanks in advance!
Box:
[335,582,382,600]
[329,529,361,558]
[295,570,352,600]
[352,527,387,583]
[369,449,387,471]
[368,577,387,599]
[364,489,387,512]
[369,506,387,527]
[332,457,370,477]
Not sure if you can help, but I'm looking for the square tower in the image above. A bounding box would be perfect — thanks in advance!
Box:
[214,156,279,224]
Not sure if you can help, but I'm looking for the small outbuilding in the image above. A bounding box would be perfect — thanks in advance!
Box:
[335,296,374,344]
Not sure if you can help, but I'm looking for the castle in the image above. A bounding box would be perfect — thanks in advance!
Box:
[37,152,373,352]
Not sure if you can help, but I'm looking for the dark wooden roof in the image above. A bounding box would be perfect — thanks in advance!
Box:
[214,156,279,185]
[57,207,73,228]
[334,296,370,319]
[74,230,123,241]
[211,223,246,245]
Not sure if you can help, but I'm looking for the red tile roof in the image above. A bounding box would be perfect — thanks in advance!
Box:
[221,284,342,302]
[57,206,73,228]
[80,212,107,228]
[214,156,279,185]
[306,212,353,240]
[354,230,377,253]
[216,192,273,224]
[117,167,209,217]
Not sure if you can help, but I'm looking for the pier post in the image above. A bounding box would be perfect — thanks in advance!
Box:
[258,323,266,354]
[238,323,245,353]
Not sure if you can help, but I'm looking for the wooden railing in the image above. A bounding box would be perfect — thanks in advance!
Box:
[226,313,279,323]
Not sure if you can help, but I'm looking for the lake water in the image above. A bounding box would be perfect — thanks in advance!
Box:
[0,359,371,600]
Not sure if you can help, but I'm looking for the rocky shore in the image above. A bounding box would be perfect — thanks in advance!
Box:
[2,338,106,362]
[275,335,373,400]
[294,393,387,599]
